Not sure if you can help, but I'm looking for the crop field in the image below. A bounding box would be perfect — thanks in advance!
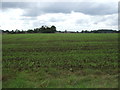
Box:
[2,33,119,88]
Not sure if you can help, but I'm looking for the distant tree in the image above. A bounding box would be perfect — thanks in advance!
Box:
[38,25,57,33]
[118,30,120,33]
[58,31,61,33]
[34,28,40,33]
[2,25,57,34]
[51,25,56,33]
[6,30,10,34]
[81,30,84,33]
[65,30,67,33]
[27,29,34,33]
[40,26,46,33]
[15,29,21,34]
[21,30,25,33]
[84,30,88,33]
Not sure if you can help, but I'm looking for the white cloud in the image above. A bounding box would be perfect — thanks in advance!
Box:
[1,0,118,2]
[31,12,118,31]
[0,1,118,31]
[0,8,34,30]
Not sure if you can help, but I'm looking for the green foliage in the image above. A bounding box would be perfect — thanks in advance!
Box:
[2,33,119,88]
[33,25,57,33]
[2,25,57,34]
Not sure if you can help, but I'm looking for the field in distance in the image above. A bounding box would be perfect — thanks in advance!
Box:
[2,33,119,88]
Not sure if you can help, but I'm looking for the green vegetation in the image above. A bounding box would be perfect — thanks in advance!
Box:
[2,33,119,88]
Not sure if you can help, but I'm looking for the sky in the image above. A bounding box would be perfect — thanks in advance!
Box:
[0,0,118,31]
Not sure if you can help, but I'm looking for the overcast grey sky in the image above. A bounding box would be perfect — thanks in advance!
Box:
[0,0,118,31]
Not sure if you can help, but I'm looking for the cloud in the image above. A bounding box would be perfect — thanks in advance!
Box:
[0,8,34,30]
[2,2,118,17]
[1,2,29,10]
[0,1,118,31]
[32,13,67,28]
[20,17,37,20]
[30,12,117,31]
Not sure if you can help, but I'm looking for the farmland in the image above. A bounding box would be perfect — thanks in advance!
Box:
[2,33,119,88]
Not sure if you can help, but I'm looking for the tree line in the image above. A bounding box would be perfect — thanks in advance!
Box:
[81,29,120,33]
[1,25,120,34]
[2,25,56,34]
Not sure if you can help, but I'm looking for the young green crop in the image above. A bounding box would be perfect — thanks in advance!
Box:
[2,33,119,88]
